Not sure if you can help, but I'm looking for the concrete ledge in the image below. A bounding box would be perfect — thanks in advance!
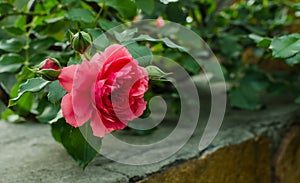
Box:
[0,102,299,183]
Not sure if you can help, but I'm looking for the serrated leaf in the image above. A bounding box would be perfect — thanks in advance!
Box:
[0,53,24,73]
[0,38,24,52]
[106,0,137,19]
[47,80,66,104]
[125,43,152,66]
[269,34,300,58]
[51,119,102,169]
[65,8,95,23]
[9,78,50,107]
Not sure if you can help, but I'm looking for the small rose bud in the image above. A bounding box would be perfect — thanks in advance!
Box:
[37,57,61,81]
[71,31,92,54]
[155,16,165,28]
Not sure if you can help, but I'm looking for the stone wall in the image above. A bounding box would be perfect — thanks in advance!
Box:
[0,102,299,183]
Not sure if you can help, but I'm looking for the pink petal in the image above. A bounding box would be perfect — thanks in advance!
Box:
[72,61,100,123]
[90,111,108,137]
[100,44,132,65]
[58,65,78,92]
[61,93,82,127]
[90,53,102,66]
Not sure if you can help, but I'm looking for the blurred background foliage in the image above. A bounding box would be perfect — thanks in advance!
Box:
[0,0,299,122]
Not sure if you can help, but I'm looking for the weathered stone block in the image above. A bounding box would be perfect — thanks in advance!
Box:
[275,126,300,183]
[139,137,271,183]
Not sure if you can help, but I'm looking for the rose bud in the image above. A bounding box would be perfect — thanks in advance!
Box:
[71,31,92,54]
[155,16,165,28]
[37,57,61,81]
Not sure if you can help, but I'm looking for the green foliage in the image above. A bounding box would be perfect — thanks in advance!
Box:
[0,53,24,73]
[51,119,101,169]
[47,80,66,105]
[125,43,152,66]
[9,78,50,107]
[0,0,299,168]
[269,34,300,58]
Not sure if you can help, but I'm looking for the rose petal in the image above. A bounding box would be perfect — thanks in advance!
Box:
[90,111,109,137]
[72,61,100,123]
[61,93,84,127]
[58,65,78,92]
[100,44,132,66]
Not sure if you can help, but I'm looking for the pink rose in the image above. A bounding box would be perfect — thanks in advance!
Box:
[58,44,148,137]
[155,16,165,28]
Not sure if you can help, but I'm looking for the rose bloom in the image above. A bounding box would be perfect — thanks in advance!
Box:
[58,44,148,137]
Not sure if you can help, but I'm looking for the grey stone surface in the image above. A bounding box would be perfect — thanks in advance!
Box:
[0,100,299,183]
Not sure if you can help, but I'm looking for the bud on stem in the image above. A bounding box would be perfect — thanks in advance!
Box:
[71,31,92,54]
[37,57,61,81]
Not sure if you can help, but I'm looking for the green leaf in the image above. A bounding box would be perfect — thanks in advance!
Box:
[249,34,271,48]
[16,66,35,83]
[181,56,201,75]
[294,3,300,11]
[49,110,63,124]
[269,34,300,58]
[14,92,34,116]
[9,78,50,107]
[295,96,300,104]
[65,8,95,23]
[146,65,171,80]
[135,0,154,15]
[125,43,152,66]
[114,28,137,43]
[85,28,103,40]
[98,19,120,31]
[29,37,56,50]
[134,35,186,51]
[0,53,24,73]
[37,103,60,123]
[257,39,271,48]
[0,38,24,52]
[229,84,262,110]
[106,0,137,19]
[4,26,25,36]
[218,34,242,58]
[0,3,13,14]
[51,119,102,169]
[47,80,67,104]
[285,53,300,66]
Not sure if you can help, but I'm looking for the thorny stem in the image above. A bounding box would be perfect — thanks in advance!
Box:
[94,0,106,26]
